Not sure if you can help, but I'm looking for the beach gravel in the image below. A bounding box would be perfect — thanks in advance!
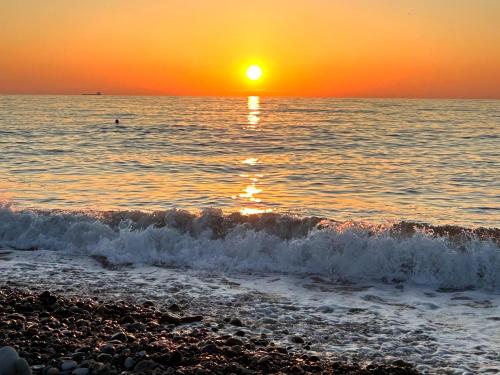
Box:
[0,286,419,374]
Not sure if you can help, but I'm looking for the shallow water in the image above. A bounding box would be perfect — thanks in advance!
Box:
[1,250,499,374]
[1,95,499,227]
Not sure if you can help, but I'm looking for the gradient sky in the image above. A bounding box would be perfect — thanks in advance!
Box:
[1,0,499,98]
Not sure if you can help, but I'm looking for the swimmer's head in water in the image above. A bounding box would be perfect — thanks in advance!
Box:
[115,119,119,124]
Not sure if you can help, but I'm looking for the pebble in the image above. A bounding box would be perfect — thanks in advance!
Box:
[168,303,181,312]
[120,315,135,324]
[168,350,183,365]
[202,343,219,354]
[134,360,157,373]
[39,291,57,306]
[71,369,89,375]
[289,365,305,374]
[99,344,114,354]
[130,322,147,331]
[124,357,135,369]
[225,337,243,346]
[257,355,272,365]
[96,353,112,362]
[110,331,127,342]
[0,346,19,375]
[16,359,31,375]
[0,287,420,375]
[229,318,243,327]
[60,360,77,371]
[290,336,305,344]
[70,352,85,361]
[0,347,32,375]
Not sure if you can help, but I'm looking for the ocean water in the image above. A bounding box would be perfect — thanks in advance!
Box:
[1,95,500,373]
[0,95,498,226]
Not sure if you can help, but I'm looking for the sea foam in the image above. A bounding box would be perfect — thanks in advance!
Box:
[1,204,499,290]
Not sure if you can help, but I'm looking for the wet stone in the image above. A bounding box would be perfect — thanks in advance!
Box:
[168,303,181,312]
[110,331,127,342]
[70,352,85,361]
[168,350,183,365]
[257,355,272,365]
[0,346,20,375]
[99,344,114,354]
[71,369,89,375]
[202,343,219,354]
[290,336,305,344]
[229,318,243,327]
[39,291,57,306]
[119,315,134,324]
[60,361,77,371]
[96,353,112,362]
[226,337,244,347]
[0,287,420,375]
[124,357,135,369]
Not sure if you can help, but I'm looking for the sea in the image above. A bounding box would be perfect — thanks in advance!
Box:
[0,95,499,373]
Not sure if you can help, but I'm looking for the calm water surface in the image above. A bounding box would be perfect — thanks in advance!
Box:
[0,95,498,227]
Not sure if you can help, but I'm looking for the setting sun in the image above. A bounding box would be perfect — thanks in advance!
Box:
[246,65,263,81]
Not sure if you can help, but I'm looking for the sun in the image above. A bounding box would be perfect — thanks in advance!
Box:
[246,65,263,81]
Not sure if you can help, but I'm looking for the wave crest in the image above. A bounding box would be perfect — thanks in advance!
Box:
[1,204,499,290]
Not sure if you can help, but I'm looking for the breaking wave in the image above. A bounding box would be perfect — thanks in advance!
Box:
[0,203,499,290]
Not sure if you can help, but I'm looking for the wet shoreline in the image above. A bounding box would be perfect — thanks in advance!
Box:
[0,286,419,374]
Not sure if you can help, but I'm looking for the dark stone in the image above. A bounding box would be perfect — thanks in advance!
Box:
[134,360,157,373]
[168,350,183,365]
[290,336,304,344]
[229,318,243,327]
[0,286,421,375]
[257,355,272,365]
[110,331,127,342]
[201,343,219,354]
[39,291,57,306]
[119,315,134,324]
[225,337,243,346]
[100,344,114,354]
[168,303,181,312]
[289,365,305,374]
[71,352,86,361]
[97,353,112,362]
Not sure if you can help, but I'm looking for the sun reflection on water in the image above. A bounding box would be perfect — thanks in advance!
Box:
[236,96,272,215]
[240,207,272,215]
[241,157,259,165]
[245,96,260,130]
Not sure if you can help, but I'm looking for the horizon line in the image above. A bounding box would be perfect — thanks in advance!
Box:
[0,92,499,100]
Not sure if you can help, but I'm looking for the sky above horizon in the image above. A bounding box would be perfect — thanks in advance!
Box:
[1,0,499,98]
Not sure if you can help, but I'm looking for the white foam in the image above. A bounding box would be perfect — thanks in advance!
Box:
[1,205,499,290]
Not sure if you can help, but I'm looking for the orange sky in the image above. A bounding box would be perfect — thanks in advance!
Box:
[1,0,499,98]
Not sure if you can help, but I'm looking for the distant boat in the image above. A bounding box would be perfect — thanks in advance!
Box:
[82,92,102,95]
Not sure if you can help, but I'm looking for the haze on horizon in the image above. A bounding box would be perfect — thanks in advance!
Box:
[1,0,499,98]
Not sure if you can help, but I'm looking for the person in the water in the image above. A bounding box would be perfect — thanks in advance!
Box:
[115,119,119,124]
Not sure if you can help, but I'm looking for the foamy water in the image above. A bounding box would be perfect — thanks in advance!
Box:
[0,206,499,290]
